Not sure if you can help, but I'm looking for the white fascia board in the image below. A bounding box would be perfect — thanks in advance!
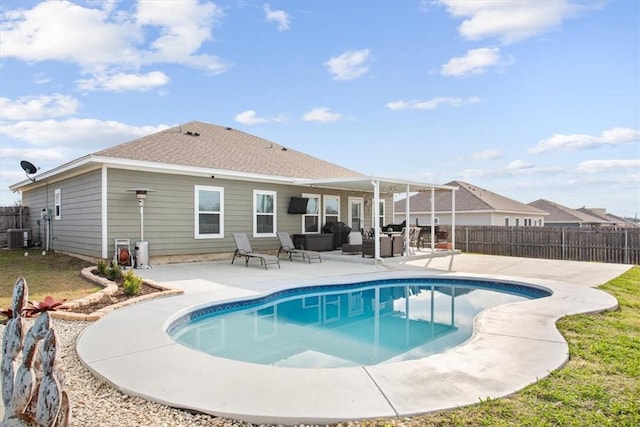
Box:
[9,155,95,191]
[88,157,301,185]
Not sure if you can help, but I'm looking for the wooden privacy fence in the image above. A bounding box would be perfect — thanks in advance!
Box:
[0,206,30,248]
[442,225,640,265]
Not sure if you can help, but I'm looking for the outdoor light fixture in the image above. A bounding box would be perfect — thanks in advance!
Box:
[126,188,155,268]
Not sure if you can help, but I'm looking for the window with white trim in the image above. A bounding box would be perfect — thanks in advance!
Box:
[54,189,61,220]
[504,217,510,226]
[323,195,340,225]
[302,193,320,233]
[254,190,276,237]
[195,186,224,238]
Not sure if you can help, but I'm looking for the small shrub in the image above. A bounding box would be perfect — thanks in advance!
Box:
[96,260,108,276]
[106,262,122,281]
[122,269,142,296]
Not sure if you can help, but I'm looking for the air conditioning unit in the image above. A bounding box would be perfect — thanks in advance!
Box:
[7,228,31,249]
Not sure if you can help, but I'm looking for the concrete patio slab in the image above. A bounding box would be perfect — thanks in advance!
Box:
[76,254,632,424]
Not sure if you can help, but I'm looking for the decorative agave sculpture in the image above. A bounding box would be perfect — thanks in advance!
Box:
[1,277,70,426]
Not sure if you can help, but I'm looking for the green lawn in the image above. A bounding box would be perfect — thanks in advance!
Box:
[362,265,640,426]
[0,249,99,309]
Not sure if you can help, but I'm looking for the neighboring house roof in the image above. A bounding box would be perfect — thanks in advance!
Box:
[528,199,608,225]
[395,180,547,215]
[577,208,638,227]
[93,121,363,180]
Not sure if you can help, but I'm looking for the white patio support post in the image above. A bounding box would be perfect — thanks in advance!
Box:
[430,187,435,252]
[372,180,380,260]
[405,184,411,256]
[451,188,456,251]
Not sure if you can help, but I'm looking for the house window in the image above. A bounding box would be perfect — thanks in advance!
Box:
[515,218,520,226]
[195,186,224,238]
[504,217,510,226]
[302,193,320,233]
[54,189,61,220]
[323,195,340,225]
[348,197,364,232]
[254,190,276,237]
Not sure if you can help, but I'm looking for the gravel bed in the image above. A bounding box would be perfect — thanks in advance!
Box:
[1,319,382,427]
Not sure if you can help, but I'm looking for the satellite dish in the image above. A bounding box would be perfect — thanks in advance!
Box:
[20,160,38,182]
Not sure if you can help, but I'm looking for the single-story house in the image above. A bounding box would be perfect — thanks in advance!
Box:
[576,207,637,228]
[9,121,457,262]
[394,180,548,227]
[528,199,610,228]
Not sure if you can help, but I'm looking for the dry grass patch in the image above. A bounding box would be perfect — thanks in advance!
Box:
[0,249,99,309]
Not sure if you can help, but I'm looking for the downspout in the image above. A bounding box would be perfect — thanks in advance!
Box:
[372,180,380,260]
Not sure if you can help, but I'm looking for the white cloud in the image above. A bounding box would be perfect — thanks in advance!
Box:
[507,159,535,171]
[529,127,640,153]
[264,4,291,31]
[136,0,225,67]
[575,159,640,174]
[0,94,79,120]
[459,161,562,179]
[0,119,170,149]
[472,149,502,160]
[325,49,370,81]
[234,110,269,125]
[0,1,141,67]
[441,47,508,77]
[0,0,229,91]
[436,0,586,44]
[302,107,342,123]
[77,71,170,92]
[1,146,70,163]
[387,96,480,110]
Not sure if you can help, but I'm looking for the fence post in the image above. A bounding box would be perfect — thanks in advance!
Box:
[624,228,628,264]
[562,227,566,260]
[465,227,469,252]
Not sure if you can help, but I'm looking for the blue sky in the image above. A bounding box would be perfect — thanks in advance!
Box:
[1,0,638,217]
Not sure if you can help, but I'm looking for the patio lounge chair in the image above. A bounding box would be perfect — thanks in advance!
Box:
[231,233,280,270]
[276,232,322,263]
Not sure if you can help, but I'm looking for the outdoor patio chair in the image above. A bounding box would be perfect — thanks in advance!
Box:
[342,231,362,254]
[276,232,322,263]
[361,228,393,258]
[231,232,280,270]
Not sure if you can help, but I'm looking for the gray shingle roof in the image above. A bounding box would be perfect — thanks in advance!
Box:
[528,199,608,224]
[93,121,363,179]
[395,180,546,214]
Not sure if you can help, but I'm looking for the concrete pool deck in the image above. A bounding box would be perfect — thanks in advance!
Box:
[76,254,632,424]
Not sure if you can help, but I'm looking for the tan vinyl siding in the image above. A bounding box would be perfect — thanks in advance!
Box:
[105,168,379,258]
[22,170,102,257]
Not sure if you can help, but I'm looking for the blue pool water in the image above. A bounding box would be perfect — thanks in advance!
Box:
[168,278,550,368]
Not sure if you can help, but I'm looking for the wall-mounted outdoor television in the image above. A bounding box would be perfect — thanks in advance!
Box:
[288,197,309,214]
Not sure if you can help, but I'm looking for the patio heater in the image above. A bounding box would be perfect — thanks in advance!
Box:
[127,188,155,269]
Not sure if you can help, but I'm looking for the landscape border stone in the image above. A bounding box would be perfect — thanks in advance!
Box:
[51,267,183,321]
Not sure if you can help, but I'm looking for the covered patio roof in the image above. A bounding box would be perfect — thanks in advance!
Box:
[293,176,458,194]
[294,176,459,260]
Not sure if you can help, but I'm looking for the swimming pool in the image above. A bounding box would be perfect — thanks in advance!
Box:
[168,278,551,368]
